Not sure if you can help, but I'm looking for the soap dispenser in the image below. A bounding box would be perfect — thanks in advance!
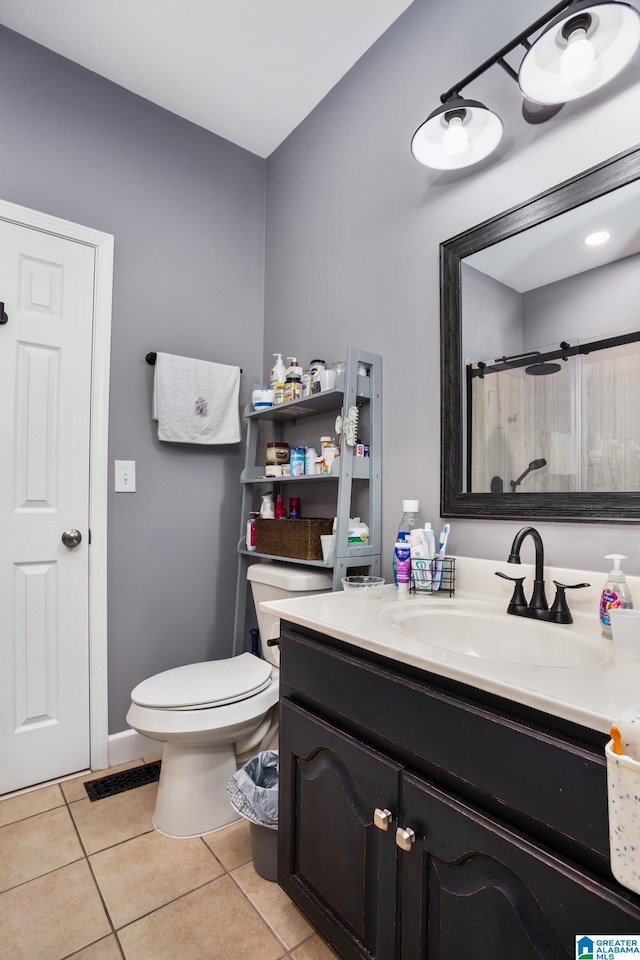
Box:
[270,354,286,390]
[600,553,634,639]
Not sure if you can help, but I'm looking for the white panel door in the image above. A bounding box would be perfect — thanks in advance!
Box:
[0,221,96,794]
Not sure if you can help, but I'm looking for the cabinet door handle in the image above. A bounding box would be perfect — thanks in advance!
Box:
[395,826,416,851]
[374,808,393,831]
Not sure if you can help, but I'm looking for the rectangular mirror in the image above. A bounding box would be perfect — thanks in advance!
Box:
[441,143,640,522]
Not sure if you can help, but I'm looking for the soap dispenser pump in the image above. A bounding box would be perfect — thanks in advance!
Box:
[600,553,634,639]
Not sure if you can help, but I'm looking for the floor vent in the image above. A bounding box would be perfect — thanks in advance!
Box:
[84,761,161,801]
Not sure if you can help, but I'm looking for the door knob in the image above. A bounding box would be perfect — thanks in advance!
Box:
[61,529,82,548]
[374,808,393,831]
[396,826,416,851]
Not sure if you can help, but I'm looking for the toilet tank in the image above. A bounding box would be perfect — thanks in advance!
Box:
[247,562,333,663]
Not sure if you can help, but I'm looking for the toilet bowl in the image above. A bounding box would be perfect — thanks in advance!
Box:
[126,562,332,838]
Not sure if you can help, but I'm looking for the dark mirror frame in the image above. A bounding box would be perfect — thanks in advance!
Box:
[440,142,640,523]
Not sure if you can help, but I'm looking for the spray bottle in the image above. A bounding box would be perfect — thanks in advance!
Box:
[600,554,634,639]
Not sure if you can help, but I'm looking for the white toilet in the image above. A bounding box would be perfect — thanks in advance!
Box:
[126,562,332,838]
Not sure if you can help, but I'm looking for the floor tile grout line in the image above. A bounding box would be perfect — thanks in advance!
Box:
[1,775,335,960]
[106,871,235,934]
[0,850,87,896]
[0,790,67,827]
[226,867,314,955]
[59,932,125,960]
[61,932,126,960]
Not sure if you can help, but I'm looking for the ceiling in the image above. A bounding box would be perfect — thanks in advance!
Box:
[466,177,640,293]
[0,0,414,158]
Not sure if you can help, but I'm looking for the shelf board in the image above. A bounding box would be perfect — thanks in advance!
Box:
[241,458,370,482]
[238,547,380,564]
[238,549,333,568]
[241,472,338,484]
[244,377,370,423]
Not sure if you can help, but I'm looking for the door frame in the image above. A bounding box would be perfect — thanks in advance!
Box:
[0,197,113,773]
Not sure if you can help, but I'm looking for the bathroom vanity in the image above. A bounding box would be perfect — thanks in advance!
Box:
[266,561,640,960]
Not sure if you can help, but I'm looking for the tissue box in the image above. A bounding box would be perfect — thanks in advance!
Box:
[347,519,369,544]
[606,740,640,895]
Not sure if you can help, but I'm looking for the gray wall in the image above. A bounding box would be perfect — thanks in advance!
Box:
[3,0,640,737]
[264,0,640,578]
[0,27,266,732]
[525,254,640,346]
[462,264,523,361]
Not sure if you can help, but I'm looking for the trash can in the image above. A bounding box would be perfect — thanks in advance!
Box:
[226,750,278,881]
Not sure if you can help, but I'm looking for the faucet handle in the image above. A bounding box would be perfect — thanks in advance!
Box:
[495,571,528,613]
[550,580,591,624]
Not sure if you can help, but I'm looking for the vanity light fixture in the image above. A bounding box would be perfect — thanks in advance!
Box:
[583,229,611,245]
[519,1,640,104]
[411,0,640,170]
[410,96,504,170]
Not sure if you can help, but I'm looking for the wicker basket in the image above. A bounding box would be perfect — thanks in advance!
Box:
[255,518,334,560]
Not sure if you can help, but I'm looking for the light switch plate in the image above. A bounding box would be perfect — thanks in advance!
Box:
[115,460,136,492]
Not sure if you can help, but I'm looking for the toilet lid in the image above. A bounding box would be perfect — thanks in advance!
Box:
[130,654,273,710]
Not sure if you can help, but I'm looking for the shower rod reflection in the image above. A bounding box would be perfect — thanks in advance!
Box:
[471,330,640,379]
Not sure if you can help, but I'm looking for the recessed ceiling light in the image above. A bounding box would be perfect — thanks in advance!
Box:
[583,230,611,246]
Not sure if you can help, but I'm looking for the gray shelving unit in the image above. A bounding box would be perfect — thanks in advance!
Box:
[232,348,382,655]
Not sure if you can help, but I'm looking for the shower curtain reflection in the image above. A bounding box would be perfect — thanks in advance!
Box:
[470,356,577,493]
[469,341,640,493]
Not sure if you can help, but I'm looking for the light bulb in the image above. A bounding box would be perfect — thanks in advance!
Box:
[583,230,611,246]
[560,27,595,79]
[442,115,468,155]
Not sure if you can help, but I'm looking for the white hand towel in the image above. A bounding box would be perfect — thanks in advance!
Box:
[152,352,241,444]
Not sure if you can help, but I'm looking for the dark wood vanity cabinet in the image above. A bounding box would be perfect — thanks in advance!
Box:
[278,624,640,960]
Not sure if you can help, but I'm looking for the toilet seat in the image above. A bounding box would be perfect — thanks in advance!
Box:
[130,653,273,710]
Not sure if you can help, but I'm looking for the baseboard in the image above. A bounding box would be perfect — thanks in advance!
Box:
[108,729,160,767]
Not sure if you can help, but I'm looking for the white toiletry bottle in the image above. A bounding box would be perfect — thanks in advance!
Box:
[260,493,275,519]
[270,353,286,390]
[393,500,422,585]
[600,553,633,639]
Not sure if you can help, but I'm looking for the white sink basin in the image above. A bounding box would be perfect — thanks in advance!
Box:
[376,599,609,668]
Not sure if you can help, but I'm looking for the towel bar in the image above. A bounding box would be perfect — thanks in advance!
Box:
[146,352,242,373]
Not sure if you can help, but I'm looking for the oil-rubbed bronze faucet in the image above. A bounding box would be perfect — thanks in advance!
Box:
[495,526,589,624]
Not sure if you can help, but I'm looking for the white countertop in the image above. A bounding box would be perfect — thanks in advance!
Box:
[260,556,640,735]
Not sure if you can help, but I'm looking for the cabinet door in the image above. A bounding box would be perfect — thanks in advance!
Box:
[279,700,401,960]
[399,772,640,960]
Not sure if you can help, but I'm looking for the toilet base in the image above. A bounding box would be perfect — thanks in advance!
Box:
[153,741,240,838]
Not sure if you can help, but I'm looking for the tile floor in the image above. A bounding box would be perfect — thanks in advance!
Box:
[0,757,340,960]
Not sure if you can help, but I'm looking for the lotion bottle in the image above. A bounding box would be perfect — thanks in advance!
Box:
[600,554,633,639]
[270,353,286,390]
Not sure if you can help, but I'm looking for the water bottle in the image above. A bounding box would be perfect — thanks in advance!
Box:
[393,500,422,585]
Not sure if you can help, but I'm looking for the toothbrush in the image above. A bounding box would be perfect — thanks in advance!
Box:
[434,523,450,590]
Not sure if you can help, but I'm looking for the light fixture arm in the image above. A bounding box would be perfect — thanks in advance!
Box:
[439,0,576,103]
